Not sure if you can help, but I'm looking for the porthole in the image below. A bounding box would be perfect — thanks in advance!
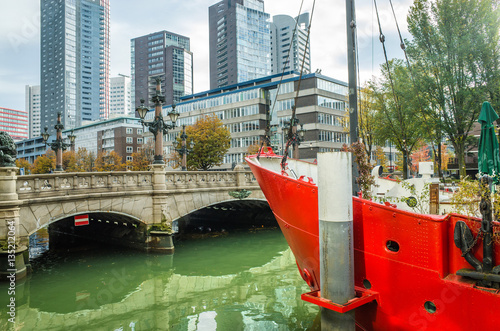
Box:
[386,240,400,252]
[424,301,437,314]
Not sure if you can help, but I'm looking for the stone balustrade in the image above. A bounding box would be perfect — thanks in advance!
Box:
[16,170,257,199]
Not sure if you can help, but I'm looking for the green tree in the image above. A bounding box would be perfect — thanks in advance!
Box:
[184,114,231,170]
[407,0,500,178]
[370,60,427,179]
[359,85,384,158]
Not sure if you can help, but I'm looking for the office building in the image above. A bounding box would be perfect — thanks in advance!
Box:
[0,107,29,142]
[131,31,193,108]
[40,0,110,134]
[270,13,311,74]
[208,0,271,89]
[25,85,42,138]
[146,71,349,169]
[110,75,132,118]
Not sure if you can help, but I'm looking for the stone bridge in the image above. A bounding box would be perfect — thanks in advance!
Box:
[0,165,267,280]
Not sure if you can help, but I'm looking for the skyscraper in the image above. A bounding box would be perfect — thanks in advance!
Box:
[270,13,311,74]
[110,75,132,118]
[131,31,193,108]
[209,0,271,89]
[40,0,110,134]
[25,85,41,138]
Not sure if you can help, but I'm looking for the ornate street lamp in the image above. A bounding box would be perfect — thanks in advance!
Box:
[174,125,194,171]
[68,129,76,152]
[42,112,75,172]
[283,113,305,159]
[136,77,179,165]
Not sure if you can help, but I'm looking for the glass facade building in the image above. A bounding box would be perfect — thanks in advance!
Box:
[270,13,311,74]
[209,0,271,89]
[40,0,110,134]
[144,72,349,169]
[131,31,193,108]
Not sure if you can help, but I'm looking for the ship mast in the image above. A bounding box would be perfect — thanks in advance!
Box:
[346,0,359,196]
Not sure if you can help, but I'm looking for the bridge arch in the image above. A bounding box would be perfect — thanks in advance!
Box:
[171,198,276,235]
[46,211,150,250]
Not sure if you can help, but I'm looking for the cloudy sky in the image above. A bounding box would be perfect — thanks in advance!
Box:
[0,0,413,112]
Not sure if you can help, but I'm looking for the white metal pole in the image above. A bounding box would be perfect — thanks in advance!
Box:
[318,152,355,330]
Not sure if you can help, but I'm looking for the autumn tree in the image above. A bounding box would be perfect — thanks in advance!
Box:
[375,146,388,169]
[15,158,31,175]
[247,139,268,156]
[31,151,56,174]
[182,114,231,170]
[410,144,432,173]
[127,147,153,171]
[62,151,78,172]
[407,0,500,178]
[75,148,96,172]
[94,150,125,171]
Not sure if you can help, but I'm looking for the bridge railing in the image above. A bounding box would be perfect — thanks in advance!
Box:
[164,170,257,189]
[16,170,258,198]
[17,171,153,198]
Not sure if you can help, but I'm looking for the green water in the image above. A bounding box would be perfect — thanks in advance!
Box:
[1,229,319,330]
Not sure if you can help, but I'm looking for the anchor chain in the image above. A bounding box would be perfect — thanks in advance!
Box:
[461,229,483,257]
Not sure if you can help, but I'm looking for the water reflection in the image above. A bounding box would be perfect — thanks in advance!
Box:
[0,229,319,330]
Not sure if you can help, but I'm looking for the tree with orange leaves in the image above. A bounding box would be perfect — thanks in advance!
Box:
[94,150,125,171]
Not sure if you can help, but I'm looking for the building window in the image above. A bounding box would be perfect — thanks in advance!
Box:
[126,156,133,161]
[126,137,133,143]
[137,138,143,144]
[126,146,133,153]
[137,129,143,134]
[126,128,133,134]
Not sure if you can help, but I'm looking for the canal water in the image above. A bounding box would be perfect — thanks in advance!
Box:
[1,228,320,330]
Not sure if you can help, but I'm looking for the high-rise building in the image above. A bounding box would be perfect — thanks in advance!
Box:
[25,85,41,138]
[40,0,110,134]
[110,75,132,118]
[131,31,193,108]
[209,0,271,89]
[0,107,29,142]
[270,13,311,74]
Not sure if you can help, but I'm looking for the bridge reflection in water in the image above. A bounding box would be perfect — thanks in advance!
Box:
[0,229,319,330]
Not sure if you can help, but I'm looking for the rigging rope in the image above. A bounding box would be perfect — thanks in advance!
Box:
[281,0,316,172]
[257,0,305,161]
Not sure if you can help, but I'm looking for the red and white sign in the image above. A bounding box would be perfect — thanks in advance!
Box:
[74,214,89,226]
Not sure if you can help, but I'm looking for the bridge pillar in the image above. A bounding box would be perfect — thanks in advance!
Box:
[149,164,174,253]
[0,167,28,281]
[234,164,246,187]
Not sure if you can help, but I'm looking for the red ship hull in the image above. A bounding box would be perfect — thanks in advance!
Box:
[246,152,500,330]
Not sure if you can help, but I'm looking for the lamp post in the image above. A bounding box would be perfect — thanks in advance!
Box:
[41,112,75,172]
[174,125,194,171]
[68,129,76,152]
[283,115,306,159]
[136,77,179,165]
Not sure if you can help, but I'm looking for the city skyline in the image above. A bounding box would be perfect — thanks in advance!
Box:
[0,0,412,113]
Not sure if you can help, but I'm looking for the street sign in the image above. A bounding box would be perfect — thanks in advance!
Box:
[74,214,89,226]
